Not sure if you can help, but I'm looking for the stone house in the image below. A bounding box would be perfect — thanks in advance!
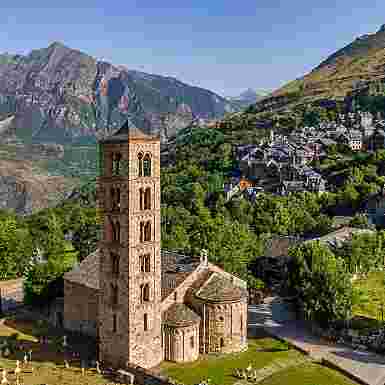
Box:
[348,130,363,151]
[64,121,248,370]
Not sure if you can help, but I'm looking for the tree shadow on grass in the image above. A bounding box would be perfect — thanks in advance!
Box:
[1,316,97,367]
[248,326,272,339]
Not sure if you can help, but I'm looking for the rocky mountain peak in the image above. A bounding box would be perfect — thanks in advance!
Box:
[0,43,238,144]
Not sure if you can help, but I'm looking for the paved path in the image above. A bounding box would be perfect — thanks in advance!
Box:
[248,297,385,385]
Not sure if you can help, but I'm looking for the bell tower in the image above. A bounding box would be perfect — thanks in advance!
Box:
[97,121,162,369]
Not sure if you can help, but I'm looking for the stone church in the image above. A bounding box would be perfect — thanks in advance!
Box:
[63,121,248,369]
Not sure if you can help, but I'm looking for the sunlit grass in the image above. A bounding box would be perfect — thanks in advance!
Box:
[0,317,121,384]
[353,271,385,322]
[161,338,357,385]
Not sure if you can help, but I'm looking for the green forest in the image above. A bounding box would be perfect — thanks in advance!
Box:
[0,123,384,328]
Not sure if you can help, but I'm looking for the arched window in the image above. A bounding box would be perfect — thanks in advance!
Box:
[240,314,243,334]
[111,220,120,242]
[139,255,144,272]
[220,337,225,348]
[111,188,115,209]
[111,253,119,275]
[116,188,120,209]
[139,188,144,210]
[138,153,143,177]
[144,254,151,272]
[144,221,151,242]
[113,153,122,175]
[144,187,151,210]
[140,222,144,243]
[112,314,117,333]
[111,187,120,210]
[141,283,150,302]
[111,284,118,305]
[143,154,151,177]
[144,313,148,331]
[110,219,115,241]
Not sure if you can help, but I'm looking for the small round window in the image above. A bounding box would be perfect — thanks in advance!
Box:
[219,316,224,321]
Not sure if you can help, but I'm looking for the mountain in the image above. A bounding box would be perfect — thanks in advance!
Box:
[0,159,75,215]
[227,89,270,109]
[0,42,238,144]
[253,24,385,113]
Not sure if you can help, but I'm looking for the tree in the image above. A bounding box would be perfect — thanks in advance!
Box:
[0,215,33,279]
[349,214,371,229]
[288,241,353,327]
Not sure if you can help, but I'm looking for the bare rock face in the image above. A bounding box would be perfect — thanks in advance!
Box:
[0,159,75,215]
[0,176,32,215]
[0,43,237,143]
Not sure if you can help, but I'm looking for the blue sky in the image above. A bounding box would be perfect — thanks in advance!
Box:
[1,1,385,97]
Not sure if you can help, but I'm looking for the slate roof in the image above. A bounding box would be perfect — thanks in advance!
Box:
[195,272,247,303]
[97,120,158,143]
[64,249,202,297]
[163,303,200,327]
[64,249,101,289]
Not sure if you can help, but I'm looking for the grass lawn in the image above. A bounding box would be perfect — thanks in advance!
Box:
[259,362,358,385]
[160,337,358,385]
[0,315,124,385]
[352,271,385,324]
[0,358,113,385]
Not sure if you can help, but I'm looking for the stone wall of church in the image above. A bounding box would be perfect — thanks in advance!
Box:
[163,324,199,363]
[63,280,98,337]
[190,298,248,354]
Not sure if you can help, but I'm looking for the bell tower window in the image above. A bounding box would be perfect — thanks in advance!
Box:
[111,187,121,210]
[139,254,151,272]
[138,153,143,177]
[143,154,151,177]
[145,221,151,241]
[113,153,122,176]
[144,254,150,272]
[140,221,152,242]
[112,220,120,242]
[144,187,151,210]
[111,284,118,305]
[144,313,148,331]
[140,283,150,302]
[139,188,144,210]
[112,314,117,333]
[111,253,119,275]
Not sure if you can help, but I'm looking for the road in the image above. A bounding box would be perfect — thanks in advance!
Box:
[248,297,385,385]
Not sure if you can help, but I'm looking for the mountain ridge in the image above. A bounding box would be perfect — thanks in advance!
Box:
[0,42,238,144]
[252,24,385,114]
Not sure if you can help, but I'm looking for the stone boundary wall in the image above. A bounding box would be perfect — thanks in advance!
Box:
[118,363,172,385]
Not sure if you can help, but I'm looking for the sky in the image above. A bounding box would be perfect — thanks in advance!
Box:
[1,1,385,97]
